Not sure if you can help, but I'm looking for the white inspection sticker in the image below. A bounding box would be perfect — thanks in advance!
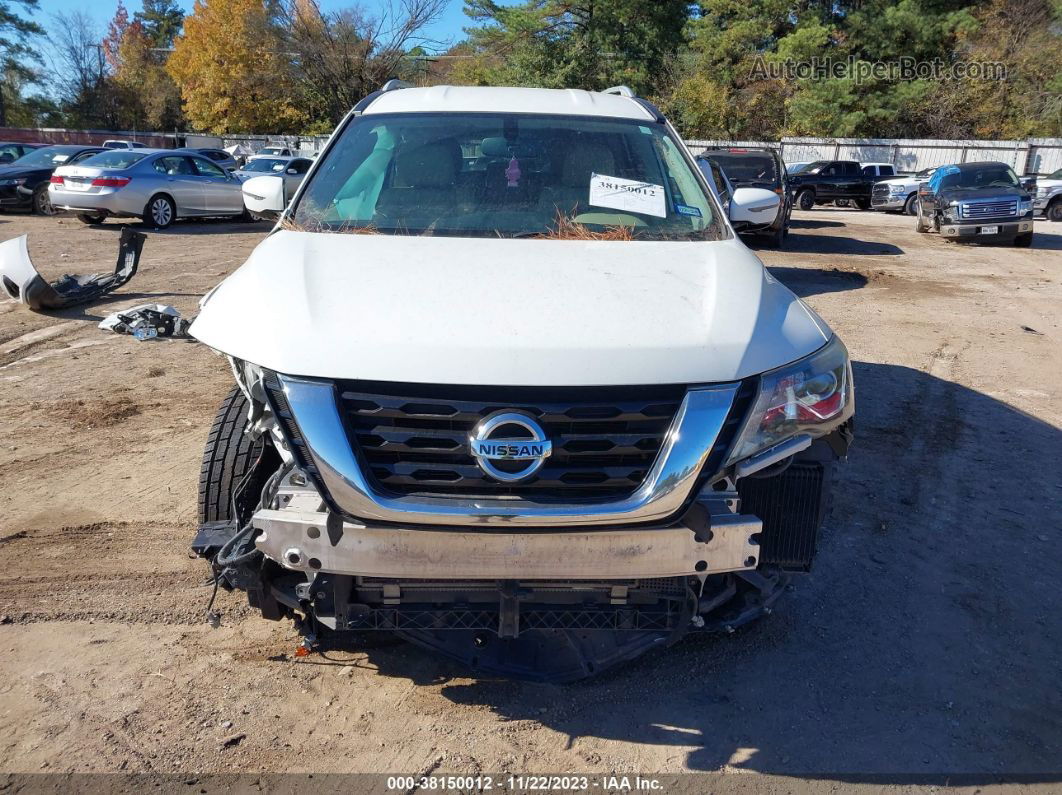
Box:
[588,173,667,218]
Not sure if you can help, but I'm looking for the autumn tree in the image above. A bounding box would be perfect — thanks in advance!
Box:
[167,0,305,134]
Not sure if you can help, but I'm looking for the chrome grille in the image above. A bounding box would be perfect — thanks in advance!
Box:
[872,184,891,199]
[961,199,1016,218]
[338,381,689,498]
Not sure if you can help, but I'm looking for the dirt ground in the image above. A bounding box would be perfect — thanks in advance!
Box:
[0,208,1059,788]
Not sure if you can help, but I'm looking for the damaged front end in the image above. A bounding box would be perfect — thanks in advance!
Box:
[0,227,145,311]
[193,352,852,683]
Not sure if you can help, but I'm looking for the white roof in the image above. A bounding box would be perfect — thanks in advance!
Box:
[362,86,655,121]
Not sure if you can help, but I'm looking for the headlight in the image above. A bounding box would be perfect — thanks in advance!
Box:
[726,336,853,465]
[230,357,265,401]
[1019,198,1032,213]
[889,185,906,194]
[1036,187,1050,196]
[0,178,25,186]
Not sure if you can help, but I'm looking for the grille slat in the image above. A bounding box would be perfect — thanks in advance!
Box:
[961,200,1016,218]
[338,381,687,498]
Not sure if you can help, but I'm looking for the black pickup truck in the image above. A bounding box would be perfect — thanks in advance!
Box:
[788,160,895,210]
[916,161,1034,247]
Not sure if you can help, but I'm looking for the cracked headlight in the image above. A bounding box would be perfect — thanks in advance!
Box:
[727,336,853,465]
[230,357,265,401]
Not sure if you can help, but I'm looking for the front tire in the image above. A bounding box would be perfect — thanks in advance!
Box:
[766,222,786,248]
[1048,200,1062,223]
[76,212,105,225]
[143,194,176,229]
[854,198,871,210]
[33,185,56,216]
[797,189,815,210]
[903,193,919,216]
[915,203,929,233]
[199,387,280,523]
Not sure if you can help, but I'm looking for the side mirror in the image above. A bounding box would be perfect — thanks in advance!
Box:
[242,175,285,221]
[729,187,780,225]
[1021,177,1037,192]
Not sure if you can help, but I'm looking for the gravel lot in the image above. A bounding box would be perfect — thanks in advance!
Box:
[0,209,1059,786]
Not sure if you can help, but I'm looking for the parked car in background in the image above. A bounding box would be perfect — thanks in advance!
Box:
[49,148,247,228]
[103,140,148,150]
[861,163,897,179]
[696,147,791,246]
[788,160,882,209]
[254,144,294,157]
[916,161,1034,246]
[871,167,938,215]
[0,142,44,164]
[185,148,238,172]
[233,155,312,196]
[1033,167,1062,222]
[0,144,105,215]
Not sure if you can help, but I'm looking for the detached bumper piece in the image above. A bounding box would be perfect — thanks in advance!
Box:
[0,227,144,311]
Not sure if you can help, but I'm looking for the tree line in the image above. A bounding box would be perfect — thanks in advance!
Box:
[1,0,1058,139]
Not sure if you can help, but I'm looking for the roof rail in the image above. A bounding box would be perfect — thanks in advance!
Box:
[380,79,413,92]
[602,85,635,98]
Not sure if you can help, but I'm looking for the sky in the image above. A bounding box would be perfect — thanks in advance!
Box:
[35,0,476,51]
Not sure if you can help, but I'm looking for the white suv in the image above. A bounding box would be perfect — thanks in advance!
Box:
[190,83,855,682]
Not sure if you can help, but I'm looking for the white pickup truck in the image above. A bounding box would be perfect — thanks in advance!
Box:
[1033,167,1062,221]
[871,167,937,215]
[190,83,855,682]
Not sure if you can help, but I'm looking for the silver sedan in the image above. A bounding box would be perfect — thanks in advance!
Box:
[49,148,247,228]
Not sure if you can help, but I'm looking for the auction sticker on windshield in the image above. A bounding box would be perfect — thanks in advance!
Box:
[589,173,666,218]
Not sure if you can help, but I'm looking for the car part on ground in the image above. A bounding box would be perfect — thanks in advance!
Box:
[191,83,854,681]
[0,226,144,311]
[99,303,192,340]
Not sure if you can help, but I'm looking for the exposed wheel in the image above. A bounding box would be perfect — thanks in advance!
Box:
[32,184,56,215]
[914,202,929,233]
[903,193,919,216]
[198,386,279,523]
[143,194,175,229]
[1013,232,1033,248]
[76,212,105,225]
[1048,200,1062,223]
[855,198,871,210]
[835,198,850,207]
[797,189,815,210]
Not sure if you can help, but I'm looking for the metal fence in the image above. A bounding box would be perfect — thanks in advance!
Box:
[3,126,1059,175]
[684,136,1062,175]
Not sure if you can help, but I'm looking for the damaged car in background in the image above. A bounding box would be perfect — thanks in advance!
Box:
[190,83,854,682]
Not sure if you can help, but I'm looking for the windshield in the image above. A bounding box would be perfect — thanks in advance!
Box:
[800,161,829,174]
[938,164,1021,190]
[80,150,149,169]
[260,147,284,155]
[13,147,80,168]
[917,168,936,178]
[243,158,287,173]
[292,112,725,240]
[1049,168,1062,179]
[707,152,778,184]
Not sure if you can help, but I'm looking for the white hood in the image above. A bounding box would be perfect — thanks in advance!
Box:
[190,231,830,386]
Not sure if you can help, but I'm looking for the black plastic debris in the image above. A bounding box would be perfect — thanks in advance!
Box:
[99,303,192,340]
[0,226,145,311]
